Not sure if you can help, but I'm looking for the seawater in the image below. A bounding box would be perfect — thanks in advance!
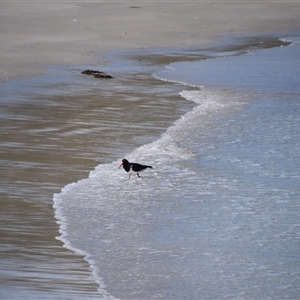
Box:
[54,35,300,299]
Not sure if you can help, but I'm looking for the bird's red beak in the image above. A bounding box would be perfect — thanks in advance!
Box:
[118,162,123,169]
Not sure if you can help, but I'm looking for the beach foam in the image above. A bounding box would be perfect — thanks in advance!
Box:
[54,35,300,299]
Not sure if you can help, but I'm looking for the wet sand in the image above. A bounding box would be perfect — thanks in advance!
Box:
[1,1,300,299]
[1,1,300,82]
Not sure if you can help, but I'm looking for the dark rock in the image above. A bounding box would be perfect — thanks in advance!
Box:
[82,69,113,79]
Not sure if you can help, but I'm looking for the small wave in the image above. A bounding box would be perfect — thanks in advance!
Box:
[53,85,228,296]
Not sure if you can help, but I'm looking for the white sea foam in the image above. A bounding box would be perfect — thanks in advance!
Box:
[53,87,228,299]
[53,187,120,300]
[53,35,300,299]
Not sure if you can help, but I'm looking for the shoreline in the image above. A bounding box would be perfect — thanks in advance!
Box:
[52,33,296,298]
[1,2,300,83]
[52,35,300,296]
[0,42,199,299]
[1,1,300,298]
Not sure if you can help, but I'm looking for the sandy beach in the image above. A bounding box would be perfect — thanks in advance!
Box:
[1,1,300,82]
[1,1,300,299]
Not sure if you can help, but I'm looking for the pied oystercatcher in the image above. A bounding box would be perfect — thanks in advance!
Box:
[119,159,153,178]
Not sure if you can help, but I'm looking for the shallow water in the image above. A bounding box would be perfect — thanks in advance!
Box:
[0,58,193,299]
[54,34,300,299]
[1,34,299,299]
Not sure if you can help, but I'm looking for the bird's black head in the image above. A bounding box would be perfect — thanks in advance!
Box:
[119,158,130,170]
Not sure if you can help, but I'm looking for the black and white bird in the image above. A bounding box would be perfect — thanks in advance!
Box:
[118,159,153,178]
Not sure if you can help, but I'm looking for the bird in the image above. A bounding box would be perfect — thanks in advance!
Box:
[118,159,153,178]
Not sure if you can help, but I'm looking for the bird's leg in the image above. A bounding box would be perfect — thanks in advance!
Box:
[137,173,141,178]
